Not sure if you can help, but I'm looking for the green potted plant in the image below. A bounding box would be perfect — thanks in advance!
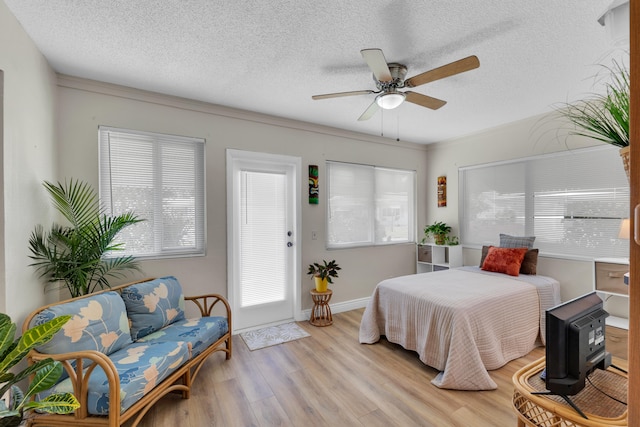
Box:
[554,60,629,179]
[444,235,459,245]
[28,179,143,298]
[0,313,79,426]
[421,221,453,245]
[307,260,341,292]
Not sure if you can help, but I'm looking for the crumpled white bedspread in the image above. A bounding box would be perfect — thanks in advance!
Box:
[359,266,561,390]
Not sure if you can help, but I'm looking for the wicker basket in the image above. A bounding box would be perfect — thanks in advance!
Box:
[619,146,630,183]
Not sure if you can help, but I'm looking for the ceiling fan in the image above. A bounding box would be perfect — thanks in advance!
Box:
[312,49,480,121]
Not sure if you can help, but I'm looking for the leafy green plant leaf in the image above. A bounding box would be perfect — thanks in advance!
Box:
[0,358,55,399]
[0,315,70,376]
[307,260,341,283]
[22,392,79,414]
[0,314,76,424]
[0,316,16,362]
[9,386,23,411]
[555,61,629,147]
[0,411,22,427]
[25,361,63,397]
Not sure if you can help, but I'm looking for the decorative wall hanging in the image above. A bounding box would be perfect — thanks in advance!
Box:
[437,176,447,207]
[309,165,319,204]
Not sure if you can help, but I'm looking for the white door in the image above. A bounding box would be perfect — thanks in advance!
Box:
[226,149,300,332]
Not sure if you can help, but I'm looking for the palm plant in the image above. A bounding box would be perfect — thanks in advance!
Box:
[555,61,629,147]
[0,313,79,426]
[29,179,143,298]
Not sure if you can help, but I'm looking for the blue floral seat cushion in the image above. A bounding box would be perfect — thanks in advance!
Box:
[30,291,132,356]
[40,340,190,415]
[121,276,186,340]
[136,317,228,358]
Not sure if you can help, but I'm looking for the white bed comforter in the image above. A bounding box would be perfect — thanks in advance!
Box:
[359,266,560,390]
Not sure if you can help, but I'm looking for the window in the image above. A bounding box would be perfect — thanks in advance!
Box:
[99,126,205,259]
[460,146,629,258]
[327,161,415,248]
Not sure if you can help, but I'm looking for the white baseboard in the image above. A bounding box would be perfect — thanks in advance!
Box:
[296,296,370,322]
[233,296,371,334]
[606,315,629,330]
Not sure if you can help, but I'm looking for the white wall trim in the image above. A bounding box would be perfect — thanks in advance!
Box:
[57,74,428,152]
[297,296,370,322]
[231,296,370,335]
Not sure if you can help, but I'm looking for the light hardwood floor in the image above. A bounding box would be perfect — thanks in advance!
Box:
[136,309,544,427]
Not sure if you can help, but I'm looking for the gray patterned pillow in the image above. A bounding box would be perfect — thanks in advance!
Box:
[499,233,535,249]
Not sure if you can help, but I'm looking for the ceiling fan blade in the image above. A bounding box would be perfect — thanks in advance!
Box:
[361,49,392,82]
[312,90,374,100]
[405,91,447,110]
[405,55,480,88]
[357,101,380,121]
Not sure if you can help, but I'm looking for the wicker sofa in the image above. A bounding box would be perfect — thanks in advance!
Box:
[22,276,232,427]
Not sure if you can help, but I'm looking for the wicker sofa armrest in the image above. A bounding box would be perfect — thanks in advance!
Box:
[29,349,120,421]
[183,293,233,375]
[185,293,232,322]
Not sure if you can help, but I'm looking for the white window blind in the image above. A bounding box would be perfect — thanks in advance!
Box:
[327,161,415,248]
[99,126,205,259]
[240,170,286,307]
[460,146,629,258]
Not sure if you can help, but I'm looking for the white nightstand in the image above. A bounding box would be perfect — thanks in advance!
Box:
[416,243,462,274]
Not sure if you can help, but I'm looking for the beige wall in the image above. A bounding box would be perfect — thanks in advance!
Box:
[0,1,58,324]
[56,77,428,317]
[1,0,628,326]
[424,115,629,318]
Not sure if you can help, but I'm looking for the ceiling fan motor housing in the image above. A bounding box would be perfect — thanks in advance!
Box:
[374,63,408,91]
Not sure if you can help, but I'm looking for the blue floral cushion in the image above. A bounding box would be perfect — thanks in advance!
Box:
[40,340,190,415]
[136,317,228,357]
[121,276,186,340]
[30,291,132,356]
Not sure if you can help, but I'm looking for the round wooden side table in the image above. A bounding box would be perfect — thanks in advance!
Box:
[310,289,333,326]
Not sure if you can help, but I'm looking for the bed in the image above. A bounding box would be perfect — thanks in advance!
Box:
[359,266,561,390]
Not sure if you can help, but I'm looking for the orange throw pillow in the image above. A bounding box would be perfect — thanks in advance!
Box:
[481,246,528,277]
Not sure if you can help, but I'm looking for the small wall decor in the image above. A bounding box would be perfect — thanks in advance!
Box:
[437,175,447,207]
[309,164,319,204]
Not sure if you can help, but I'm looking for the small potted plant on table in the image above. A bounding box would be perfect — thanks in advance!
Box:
[307,260,341,292]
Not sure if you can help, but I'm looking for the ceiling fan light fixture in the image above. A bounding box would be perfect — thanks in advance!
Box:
[375,92,406,109]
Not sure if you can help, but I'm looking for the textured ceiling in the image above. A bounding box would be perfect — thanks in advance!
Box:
[3,0,626,144]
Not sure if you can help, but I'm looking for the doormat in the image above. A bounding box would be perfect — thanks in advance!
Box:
[240,322,310,351]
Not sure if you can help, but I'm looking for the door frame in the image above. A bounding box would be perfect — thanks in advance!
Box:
[226,149,302,333]
[628,0,639,422]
